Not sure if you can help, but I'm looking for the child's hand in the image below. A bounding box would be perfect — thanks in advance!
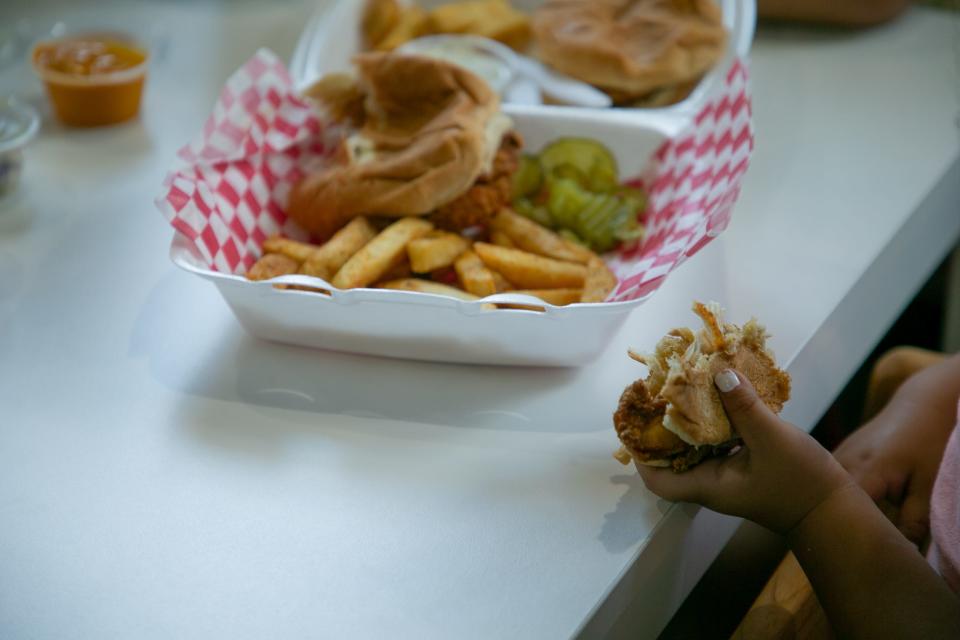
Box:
[833,396,955,543]
[636,370,854,534]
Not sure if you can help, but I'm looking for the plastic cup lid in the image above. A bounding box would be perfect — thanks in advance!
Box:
[0,97,40,154]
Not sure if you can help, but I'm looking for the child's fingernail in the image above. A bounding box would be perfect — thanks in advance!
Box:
[715,369,740,393]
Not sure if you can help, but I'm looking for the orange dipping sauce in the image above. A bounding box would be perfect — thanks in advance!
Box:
[32,36,149,127]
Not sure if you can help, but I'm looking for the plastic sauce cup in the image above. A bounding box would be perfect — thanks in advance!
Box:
[31,34,148,127]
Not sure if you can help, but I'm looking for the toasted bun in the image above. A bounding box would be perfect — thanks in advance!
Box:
[661,318,791,445]
[288,53,509,238]
[533,0,726,103]
[613,302,791,471]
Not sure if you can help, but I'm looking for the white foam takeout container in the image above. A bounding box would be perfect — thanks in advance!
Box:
[289,0,755,126]
[166,1,755,367]
[170,110,669,367]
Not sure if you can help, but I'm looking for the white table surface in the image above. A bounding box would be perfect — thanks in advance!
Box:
[2,2,958,639]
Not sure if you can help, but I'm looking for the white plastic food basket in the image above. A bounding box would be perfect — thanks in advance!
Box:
[289,0,756,126]
[162,2,755,367]
[170,111,668,366]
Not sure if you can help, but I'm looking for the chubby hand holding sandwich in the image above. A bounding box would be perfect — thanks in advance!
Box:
[636,369,853,534]
[622,304,960,638]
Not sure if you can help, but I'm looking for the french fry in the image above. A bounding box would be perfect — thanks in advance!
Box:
[300,216,377,279]
[262,236,317,263]
[362,0,400,49]
[297,261,331,281]
[493,303,547,312]
[489,229,515,248]
[473,242,587,289]
[247,253,330,293]
[490,269,513,292]
[491,208,593,264]
[293,285,332,295]
[509,289,583,306]
[381,257,413,282]
[378,278,478,301]
[581,256,618,303]
[333,217,433,289]
[407,231,470,273]
[376,5,428,50]
[428,0,531,51]
[246,253,299,280]
[454,250,497,297]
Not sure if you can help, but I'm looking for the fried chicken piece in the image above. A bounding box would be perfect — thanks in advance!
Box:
[614,374,744,472]
[491,130,523,175]
[628,327,696,395]
[430,179,509,231]
[614,379,687,468]
[692,300,726,352]
[430,132,522,231]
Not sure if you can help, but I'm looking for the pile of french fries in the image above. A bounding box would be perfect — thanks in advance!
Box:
[363,0,531,52]
[246,208,618,307]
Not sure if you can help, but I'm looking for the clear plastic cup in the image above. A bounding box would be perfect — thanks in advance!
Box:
[0,97,40,199]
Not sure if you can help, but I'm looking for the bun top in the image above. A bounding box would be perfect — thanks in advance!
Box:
[289,52,509,238]
[533,0,727,103]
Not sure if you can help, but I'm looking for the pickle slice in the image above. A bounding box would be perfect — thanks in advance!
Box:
[612,195,646,244]
[545,176,591,228]
[539,138,619,193]
[511,154,543,199]
[547,177,650,251]
[578,194,622,252]
[549,162,589,186]
[513,139,646,252]
[615,220,646,242]
[589,163,618,193]
[616,186,648,215]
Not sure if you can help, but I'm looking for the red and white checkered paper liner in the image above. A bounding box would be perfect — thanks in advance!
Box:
[157,49,753,304]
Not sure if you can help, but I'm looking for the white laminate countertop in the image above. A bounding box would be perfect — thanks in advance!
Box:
[1,3,958,639]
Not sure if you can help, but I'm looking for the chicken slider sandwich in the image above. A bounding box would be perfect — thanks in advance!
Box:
[288,52,520,239]
[533,0,727,106]
[613,302,791,471]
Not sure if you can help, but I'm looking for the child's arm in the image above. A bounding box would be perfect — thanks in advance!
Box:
[788,483,959,638]
[637,371,960,639]
[835,352,960,541]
